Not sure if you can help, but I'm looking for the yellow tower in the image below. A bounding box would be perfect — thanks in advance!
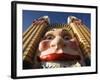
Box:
[23,16,50,69]
[68,16,91,65]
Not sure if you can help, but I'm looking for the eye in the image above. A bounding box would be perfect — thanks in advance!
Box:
[62,29,67,32]
[44,35,54,40]
[51,29,56,31]
[63,36,70,40]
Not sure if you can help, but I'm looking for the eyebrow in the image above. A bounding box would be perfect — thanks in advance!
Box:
[45,29,71,36]
[62,29,70,33]
[62,29,71,35]
[45,31,54,36]
[42,33,54,40]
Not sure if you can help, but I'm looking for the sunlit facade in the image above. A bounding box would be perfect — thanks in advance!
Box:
[23,16,91,69]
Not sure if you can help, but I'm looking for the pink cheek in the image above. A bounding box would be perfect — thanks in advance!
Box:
[68,40,79,50]
[39,40,50,51]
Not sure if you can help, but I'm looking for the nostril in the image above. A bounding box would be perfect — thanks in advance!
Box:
[51,44,55,47]
[64,44,66,47]
[50,42,66,49]
[50,36,66,48]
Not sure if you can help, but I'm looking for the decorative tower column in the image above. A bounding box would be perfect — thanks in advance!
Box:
[68,16,91,65]
[23,16,50,69]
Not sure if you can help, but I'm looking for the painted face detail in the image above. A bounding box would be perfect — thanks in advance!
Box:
[38,29,81,61]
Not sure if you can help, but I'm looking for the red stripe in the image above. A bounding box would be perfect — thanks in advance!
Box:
[38,53,81,61]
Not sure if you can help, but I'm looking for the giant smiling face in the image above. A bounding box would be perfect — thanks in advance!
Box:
[38,28,81,62]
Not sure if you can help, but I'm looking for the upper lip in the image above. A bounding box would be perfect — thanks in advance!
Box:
[41,52,79,56]
[40,52,80,58]
[39,53,81,61]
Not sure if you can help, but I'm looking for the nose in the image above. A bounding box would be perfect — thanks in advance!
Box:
[50,36,65,49]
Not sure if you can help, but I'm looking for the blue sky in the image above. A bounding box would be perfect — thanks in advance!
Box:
[23,10,91,32]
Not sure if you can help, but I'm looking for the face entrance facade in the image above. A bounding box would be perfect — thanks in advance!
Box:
[23,16,91,69]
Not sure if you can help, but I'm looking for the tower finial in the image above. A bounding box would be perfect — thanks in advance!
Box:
[42,16,50,24]
[67,16,78,24]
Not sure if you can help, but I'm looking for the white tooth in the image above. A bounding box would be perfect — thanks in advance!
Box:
[54,65,58,68]
[46,63,48,68]
[52,65,55,68]
[50,65,52,68]
[50,63,53,68]
[48,64,50,68]
[42,65,46,68]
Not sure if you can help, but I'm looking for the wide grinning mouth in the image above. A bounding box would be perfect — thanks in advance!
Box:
[38,53,81,61]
